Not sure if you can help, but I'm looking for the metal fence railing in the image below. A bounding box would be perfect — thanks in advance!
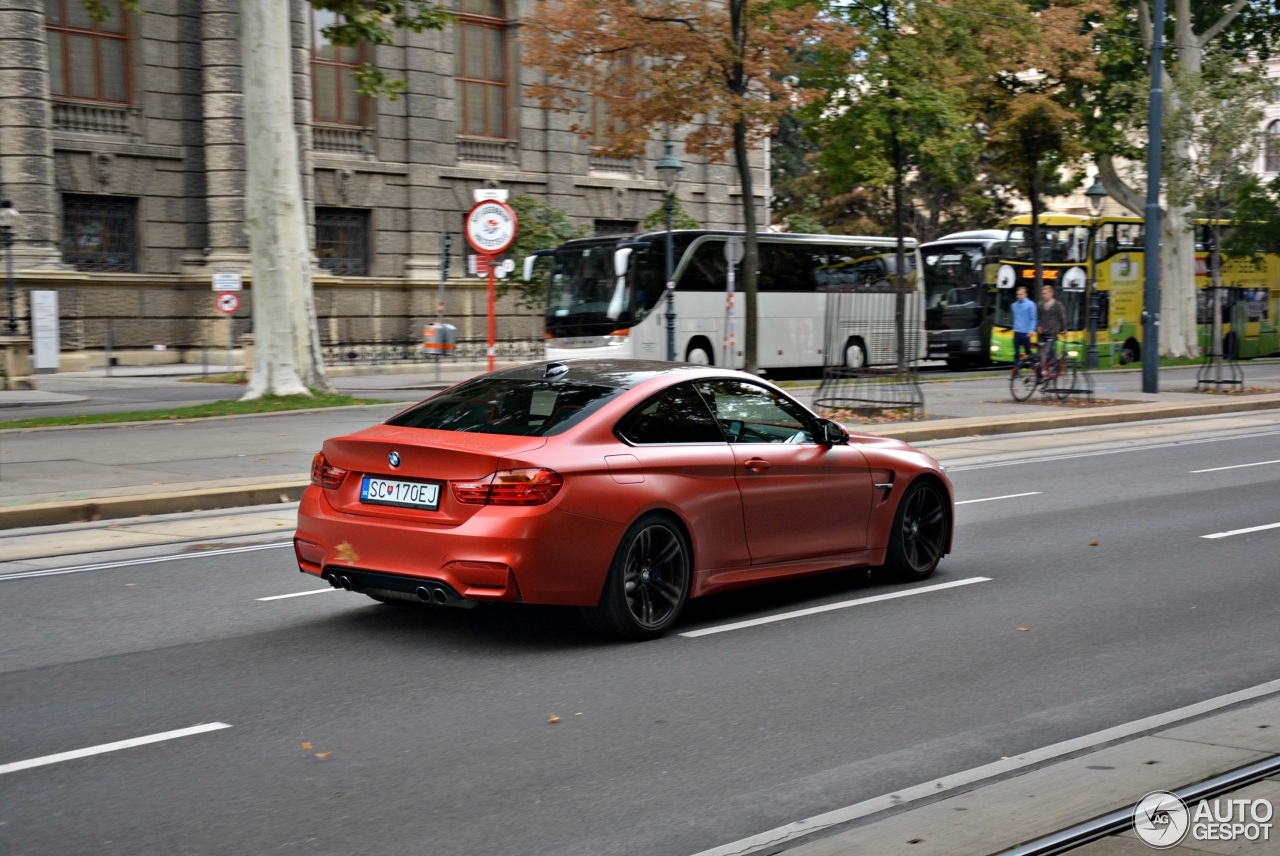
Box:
[813,285,925,416]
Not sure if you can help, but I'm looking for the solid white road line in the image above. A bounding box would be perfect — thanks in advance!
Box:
[257,588,336,601]
[0,723,233,776]
[678,577,991,639]
[687,678,1280,856]
[0,542,291,582]
[1201,521,1280,540]
[956,491,1041,505]
[1191,459,1280,474]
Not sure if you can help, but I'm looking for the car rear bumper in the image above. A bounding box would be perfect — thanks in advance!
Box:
[293,486,625,606]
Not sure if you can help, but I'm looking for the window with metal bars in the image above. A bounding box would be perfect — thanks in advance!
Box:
[61,195,137,272]
[45,0,131,103]
[458,0,508,139]
[1266,120,1280,173]
[316,208,370,276]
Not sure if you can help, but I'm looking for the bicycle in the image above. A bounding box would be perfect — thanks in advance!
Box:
[1010,340,1081,402]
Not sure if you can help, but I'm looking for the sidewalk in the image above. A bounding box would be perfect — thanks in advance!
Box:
[775,693,1280,856]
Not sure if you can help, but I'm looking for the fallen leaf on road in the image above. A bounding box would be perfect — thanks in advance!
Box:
[1089,541,1099,546]
[1017,627,1030,632]
[301,742,312,751]
[575,712,583,717]
[314,752,331,759]
[548,714,561,724]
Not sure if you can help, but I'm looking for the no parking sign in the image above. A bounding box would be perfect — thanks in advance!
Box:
[216,292,240,314]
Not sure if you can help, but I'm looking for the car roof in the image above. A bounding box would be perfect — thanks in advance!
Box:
[488,359,722,390]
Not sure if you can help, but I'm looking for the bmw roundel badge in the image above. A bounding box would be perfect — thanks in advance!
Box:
[388,451,401,468]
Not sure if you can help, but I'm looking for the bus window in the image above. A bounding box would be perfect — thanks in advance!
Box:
[680,240,727,292]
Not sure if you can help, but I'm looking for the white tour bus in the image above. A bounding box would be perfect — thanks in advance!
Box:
[525,230,925,370]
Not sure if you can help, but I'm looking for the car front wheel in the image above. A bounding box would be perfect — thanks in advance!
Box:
[582,514,691,640]
[884,480,949,581]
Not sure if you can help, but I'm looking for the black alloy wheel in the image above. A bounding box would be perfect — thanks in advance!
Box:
[583,514,691,640]
[884,480,949,581]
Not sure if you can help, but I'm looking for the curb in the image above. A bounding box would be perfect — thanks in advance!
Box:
[4,396,1280,528]
[0,479,308,529]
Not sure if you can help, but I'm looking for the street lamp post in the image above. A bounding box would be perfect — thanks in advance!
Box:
[656,140,683,362]
[1084,177,1109,369]
[0,200,19,336]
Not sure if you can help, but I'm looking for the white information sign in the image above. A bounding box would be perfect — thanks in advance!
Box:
[212,272,243,292]
[464,200,518,256]
[30,290,59,372]
[473,188,510,203]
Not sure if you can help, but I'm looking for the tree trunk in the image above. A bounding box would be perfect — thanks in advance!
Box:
[240,0,331,399]
[734,116,760,374]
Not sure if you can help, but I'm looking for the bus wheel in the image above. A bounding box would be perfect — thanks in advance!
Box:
[685,338,714,365]
[844,338,868,369]
[1119,339,1140,364]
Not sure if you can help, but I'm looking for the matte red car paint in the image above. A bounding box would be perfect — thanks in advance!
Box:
[294,363,954,613]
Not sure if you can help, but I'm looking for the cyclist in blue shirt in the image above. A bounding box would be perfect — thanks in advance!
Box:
[1011,284,1037,368]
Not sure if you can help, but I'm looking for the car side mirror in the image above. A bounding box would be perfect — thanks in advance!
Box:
[820,419,850,446]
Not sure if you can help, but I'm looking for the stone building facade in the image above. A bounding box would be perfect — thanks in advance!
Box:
[0,0,765,369]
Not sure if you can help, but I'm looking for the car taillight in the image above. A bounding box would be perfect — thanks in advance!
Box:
[310,452,348,489]
[451,468,564,506]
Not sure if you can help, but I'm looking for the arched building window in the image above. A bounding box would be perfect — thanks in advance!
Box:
[458,0,508,138]
[45,0,131,103]
[1266,120,1280,173]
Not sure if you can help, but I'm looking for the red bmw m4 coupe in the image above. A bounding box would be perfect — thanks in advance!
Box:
[294,360,953,638]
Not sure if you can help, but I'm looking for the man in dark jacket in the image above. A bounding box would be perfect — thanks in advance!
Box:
[1038,284,1068,366]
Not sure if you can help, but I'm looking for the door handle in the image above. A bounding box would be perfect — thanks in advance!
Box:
[743,458,772,472]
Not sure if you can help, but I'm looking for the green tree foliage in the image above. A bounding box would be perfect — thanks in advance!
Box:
[1089,0,1280,356]
[641,198,701,232]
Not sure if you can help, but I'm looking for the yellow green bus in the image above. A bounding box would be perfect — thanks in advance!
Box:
[986,213,1280,365]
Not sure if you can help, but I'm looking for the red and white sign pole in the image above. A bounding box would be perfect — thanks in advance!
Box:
[464,198,518,372]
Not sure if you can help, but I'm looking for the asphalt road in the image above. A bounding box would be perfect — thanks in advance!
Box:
[2,421,1279,856]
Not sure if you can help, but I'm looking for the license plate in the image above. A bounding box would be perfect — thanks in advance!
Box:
[360,477,441,510]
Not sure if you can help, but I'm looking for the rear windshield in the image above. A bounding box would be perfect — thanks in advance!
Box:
[386,377,622,436]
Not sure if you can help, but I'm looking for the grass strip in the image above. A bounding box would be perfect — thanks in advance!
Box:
[0,393,389,430]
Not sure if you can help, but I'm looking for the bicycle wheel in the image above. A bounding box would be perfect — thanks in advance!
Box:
[1053,362,1079,401]
[1010,363,1037,401]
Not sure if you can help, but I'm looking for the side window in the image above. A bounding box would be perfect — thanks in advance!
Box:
[679,240,727,292]
[616,383,724,444]
[693,380,817,444]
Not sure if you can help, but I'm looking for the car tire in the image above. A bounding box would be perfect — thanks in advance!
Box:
[582,513,691,640]
[883,480,949,581]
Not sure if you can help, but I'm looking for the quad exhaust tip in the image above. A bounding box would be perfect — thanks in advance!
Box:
[416,585,451,605]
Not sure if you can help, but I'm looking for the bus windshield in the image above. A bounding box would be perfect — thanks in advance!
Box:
[922,244,985,331]
[1005,225,1090,263]
[544,238,675,339]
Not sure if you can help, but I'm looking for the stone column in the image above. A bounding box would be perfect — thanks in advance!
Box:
[0,0,69,268]
[199,0,251,271]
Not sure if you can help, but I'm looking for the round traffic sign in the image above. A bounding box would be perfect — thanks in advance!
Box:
[216,292,240,314]
[464,199,518,256]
